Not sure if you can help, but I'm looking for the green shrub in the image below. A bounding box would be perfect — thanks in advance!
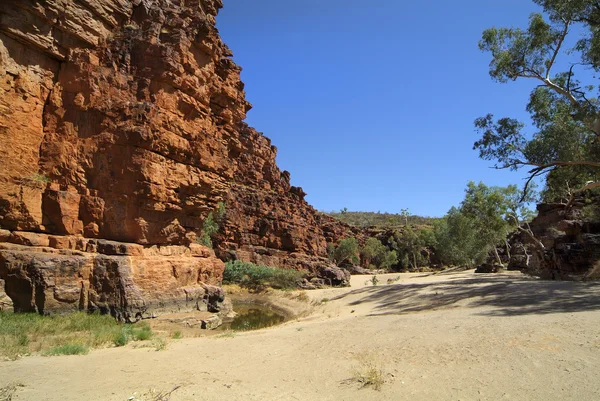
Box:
[42,343,89,356]
[132,323,153,341]
[113,328,130,347]
[223,261,303,290]
[172,331,183,339]
[199,202,226,248]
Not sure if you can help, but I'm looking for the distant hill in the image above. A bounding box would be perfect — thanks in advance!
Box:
[322,210,442,228]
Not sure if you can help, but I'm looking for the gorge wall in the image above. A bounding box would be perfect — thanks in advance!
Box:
[0,0,354,314]
[506,195,600,279]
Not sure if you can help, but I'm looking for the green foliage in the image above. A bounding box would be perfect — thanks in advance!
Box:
[132,323,153,341]
[42,343,89,356]
[172,331,183,339]
[328,238,360,265]
[113,328,130,347]
[223,261,303,290]
[388,226,434,270]
[0,311,153,359]
[476,2,600,200]
[433,182,536,267]
[29,173,51,183]
[370,275,379,286]
[360,238,397,270]
[199,202,226,248]
[434,208,487,267]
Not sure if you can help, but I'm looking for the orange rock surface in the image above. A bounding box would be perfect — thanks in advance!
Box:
[0,0,353,313]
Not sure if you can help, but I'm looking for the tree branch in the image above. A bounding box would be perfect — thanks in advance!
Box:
[565,181,600,208]
[547,20,570,80]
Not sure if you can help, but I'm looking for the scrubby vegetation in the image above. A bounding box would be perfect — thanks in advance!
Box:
[326,181,536,272]
[199,201,226,248]
[223,261,304,290]
[0,311,153,360]
[324,209,441,228]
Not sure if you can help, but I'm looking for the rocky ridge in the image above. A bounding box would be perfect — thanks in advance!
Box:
[0,0,353,314]
[506,195,600,279]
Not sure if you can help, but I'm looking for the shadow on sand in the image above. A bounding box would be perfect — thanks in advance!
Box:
[334,274,600,317]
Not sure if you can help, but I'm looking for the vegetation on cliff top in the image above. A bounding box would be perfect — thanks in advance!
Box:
[323,209,441,228]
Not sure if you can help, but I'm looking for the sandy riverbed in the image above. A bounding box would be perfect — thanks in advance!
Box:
[2,270,600,401]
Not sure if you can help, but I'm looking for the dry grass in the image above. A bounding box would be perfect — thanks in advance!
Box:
[151,337,168,351]
[347,352,387,391]
[0,383,24,401]
[127,385,181,401]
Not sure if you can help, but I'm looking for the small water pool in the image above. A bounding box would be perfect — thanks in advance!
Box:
[219,303,286,331]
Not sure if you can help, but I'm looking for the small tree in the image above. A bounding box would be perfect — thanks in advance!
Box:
[360,237,398,270]
[199,202,226,248]
[329,238,360,265]
[433,182,536,268]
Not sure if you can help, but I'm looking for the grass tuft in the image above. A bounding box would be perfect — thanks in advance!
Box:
[348,352,386,391]
[42,343,89,356]
[152,337,167,351]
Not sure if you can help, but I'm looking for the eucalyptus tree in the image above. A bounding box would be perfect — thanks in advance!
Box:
[475,0,600,202]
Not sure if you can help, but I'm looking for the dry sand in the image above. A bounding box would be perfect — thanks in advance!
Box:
[2,270,600,401]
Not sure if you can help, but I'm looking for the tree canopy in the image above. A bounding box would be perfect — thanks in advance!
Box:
[434,182,535,268]
[475,0,600,201]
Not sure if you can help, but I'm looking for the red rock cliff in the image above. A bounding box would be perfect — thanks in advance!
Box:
[0,0,354,297]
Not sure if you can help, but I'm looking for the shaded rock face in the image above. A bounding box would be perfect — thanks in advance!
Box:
[0,231,224,318]
[508,196,600,279]
[0,0,353,313]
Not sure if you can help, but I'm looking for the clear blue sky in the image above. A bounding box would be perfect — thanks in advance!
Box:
[216,0,544,217]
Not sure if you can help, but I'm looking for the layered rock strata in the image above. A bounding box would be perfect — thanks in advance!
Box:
[0,229,225,318]
[0,0,353,312]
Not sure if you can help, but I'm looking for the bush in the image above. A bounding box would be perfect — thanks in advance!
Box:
[223,261,303,290]
[132,323,153,341]
[199,202,226,248]
[113,328,130,347]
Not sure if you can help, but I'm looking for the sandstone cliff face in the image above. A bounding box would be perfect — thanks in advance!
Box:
[0,0,352,312]
[0,229,225,318]
[507,196,600,279]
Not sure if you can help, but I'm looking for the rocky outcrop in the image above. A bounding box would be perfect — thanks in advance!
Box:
[0,0,354,313]
[0,229,224,318]
[507,195,600,279]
